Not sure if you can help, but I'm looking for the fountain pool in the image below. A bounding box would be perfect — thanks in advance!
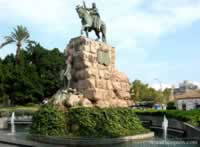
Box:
[0,125,198,147]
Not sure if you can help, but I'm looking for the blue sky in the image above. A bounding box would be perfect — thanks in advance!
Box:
[0,0,200,89]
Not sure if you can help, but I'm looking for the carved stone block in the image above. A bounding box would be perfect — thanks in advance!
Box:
[64,36,132,108]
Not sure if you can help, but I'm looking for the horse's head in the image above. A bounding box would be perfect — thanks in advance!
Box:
[75,5,80,11]
[75,5,93,30]
[76,5,85,18]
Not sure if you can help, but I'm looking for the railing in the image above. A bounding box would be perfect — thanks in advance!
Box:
[7,116,32,124]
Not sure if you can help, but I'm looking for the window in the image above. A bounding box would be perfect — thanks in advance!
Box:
[182,103,186,110]
[195,103,200,109]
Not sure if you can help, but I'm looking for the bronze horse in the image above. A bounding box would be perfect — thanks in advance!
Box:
[76,6,107,43]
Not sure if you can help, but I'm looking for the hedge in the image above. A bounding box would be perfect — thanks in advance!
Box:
[30,105,66,136]
[65,107,149,137]
[134,109,200,127]
[30,106,149,137]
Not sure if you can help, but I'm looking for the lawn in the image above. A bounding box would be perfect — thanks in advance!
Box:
[0,105,39,117]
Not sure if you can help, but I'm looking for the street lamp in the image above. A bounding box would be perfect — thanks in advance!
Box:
[154,79,166,109]
[154,78,162,91]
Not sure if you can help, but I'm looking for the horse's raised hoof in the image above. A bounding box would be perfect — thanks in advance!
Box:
[102,38,107,43]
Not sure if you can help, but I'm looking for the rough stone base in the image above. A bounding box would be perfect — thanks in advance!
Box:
[57,36,133,108]
[52,88,93,109]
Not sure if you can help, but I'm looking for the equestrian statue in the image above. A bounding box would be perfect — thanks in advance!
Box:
[76,1,107,43]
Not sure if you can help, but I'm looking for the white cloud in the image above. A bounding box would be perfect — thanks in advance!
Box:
[150,83,172,91]
[150,80,200,91]
[1,0,200,37]
[110,0,200,39]
[107,0,200,83]
[0,0,68,24]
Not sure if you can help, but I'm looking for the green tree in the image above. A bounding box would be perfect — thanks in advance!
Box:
[131,80,150,102]
[0,25,32,64]
[130,80,142,101]
[27,44,65,97]
[0,42,65,105]
[131,80,164,104]
[163,88,171,103]
[0,61,4,104]
[0,58,14,105]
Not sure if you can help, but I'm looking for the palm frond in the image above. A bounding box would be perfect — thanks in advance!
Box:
[25,40,37,45]
[11,25,30,42]
[0,36,15,49]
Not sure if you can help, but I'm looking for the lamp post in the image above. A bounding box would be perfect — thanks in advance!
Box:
[154,78,162,92]
[154,79,166,109]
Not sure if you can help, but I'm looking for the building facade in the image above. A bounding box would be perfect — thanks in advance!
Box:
[175,90,200,110]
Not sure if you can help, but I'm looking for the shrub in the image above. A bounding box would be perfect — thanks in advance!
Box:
[66,107,149,137]
[30,107,149,138]
[0,110,10,117]
[30,104,66,136]
[134,109,200,127]
[167,102,176,110]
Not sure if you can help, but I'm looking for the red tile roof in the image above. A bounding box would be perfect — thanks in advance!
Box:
[175,90,200,100]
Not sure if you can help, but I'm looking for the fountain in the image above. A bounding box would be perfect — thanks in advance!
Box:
[11,112,15,134]
[162,115,168,140]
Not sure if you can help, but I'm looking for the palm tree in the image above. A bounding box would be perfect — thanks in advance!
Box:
[0,25,31,64]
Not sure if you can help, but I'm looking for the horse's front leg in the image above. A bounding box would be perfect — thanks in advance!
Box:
[81,25,85,35]
[85,28,89,38]
[95,30,100,41]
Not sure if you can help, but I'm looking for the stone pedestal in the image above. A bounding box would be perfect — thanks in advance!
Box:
[64,36,132,107]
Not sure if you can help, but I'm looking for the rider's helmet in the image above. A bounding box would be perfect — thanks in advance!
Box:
[92,2,96,8]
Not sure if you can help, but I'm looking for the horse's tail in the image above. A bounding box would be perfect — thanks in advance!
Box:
[102,22,106,33]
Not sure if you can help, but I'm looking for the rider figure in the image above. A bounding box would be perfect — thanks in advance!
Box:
[85,2,101,31]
